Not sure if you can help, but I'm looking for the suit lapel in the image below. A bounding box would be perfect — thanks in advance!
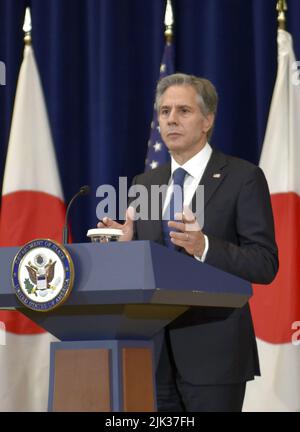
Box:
[149,151,228,244]
[155,161,172,189]
[192,149,228,211]
[149,162,171,244]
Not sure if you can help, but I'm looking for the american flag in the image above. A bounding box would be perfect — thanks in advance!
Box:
[145,41,174,171]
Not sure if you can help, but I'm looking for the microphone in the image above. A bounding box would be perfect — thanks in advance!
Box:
[62,185,90,244]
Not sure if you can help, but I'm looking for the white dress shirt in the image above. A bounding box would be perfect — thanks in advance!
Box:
[162,142,212,262]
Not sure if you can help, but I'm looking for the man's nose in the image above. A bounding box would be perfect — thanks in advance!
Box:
[167,108,178,124]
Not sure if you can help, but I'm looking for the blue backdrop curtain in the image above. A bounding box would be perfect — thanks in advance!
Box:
[1,0,300,243]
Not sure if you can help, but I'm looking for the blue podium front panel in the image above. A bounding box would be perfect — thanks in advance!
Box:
[0,241,252,340]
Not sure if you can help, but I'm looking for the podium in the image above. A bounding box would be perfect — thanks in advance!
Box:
[0,240,252,412]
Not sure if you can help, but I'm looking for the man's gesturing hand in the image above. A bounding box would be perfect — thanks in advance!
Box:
[97,207,135,242]
[168,207,205,258]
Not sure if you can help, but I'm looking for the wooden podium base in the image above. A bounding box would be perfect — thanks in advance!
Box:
[48,340,156,412]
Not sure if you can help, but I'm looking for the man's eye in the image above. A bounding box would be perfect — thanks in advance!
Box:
[181,108,189,114]
[160,109,169,115]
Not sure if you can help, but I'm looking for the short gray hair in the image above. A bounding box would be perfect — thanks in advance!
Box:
[155,73,218,140]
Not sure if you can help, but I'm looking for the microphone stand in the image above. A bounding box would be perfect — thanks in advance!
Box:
[62,185,90,244]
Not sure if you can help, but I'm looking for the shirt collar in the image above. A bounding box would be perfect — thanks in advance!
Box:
[171,142,212,179]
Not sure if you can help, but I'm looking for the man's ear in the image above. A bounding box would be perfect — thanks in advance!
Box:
[204,113,215,134]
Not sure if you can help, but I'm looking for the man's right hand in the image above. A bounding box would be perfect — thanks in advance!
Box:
[97,207,134,242]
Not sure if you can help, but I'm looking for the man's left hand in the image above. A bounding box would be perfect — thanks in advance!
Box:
[168,210,205,258]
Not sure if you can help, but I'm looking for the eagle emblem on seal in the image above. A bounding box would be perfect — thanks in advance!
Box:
[24,253,58,297]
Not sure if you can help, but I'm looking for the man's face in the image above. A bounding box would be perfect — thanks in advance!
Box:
[158,85,214,159]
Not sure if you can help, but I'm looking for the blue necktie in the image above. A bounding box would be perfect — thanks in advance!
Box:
[162,167,187,248]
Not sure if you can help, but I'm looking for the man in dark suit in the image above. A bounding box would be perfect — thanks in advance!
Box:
[98,73,278,411]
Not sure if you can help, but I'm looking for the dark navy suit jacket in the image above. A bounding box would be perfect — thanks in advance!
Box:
[131,149,278,385]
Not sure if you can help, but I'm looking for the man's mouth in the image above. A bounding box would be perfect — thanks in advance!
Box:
[167,131,182,136]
